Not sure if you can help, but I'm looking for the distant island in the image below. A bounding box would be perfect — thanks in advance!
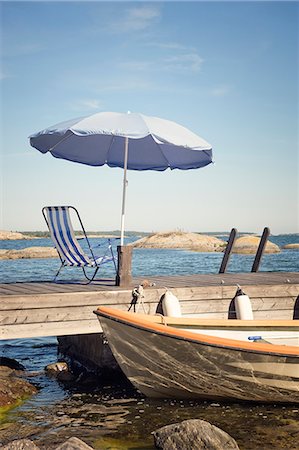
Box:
[232,235,280,254]
[0,230,148,240]
[0,247,58,260]
[0,229,268,241]
[129,231,281,254]
[283,243,299,250]
[0,229,297,259]
[129,231,226,252]
[0,230,37,240]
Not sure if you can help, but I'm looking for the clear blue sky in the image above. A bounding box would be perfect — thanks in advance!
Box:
[1,1,298,234]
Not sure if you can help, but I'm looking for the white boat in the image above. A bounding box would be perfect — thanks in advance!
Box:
[94,306,299,403]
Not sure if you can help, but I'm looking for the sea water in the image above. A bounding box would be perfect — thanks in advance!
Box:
[0,234,298,449]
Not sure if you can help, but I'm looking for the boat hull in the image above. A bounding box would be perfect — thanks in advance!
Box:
[97,310,299,403]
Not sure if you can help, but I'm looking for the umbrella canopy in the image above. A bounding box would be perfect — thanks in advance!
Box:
[29,111,213,243]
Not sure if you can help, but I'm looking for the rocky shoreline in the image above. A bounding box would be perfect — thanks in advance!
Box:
[0,357,240,450]
[1,355,298,449]
[283,243,299,250]
[0,230,121,241]
[232,235,280,254]
[1,437,93,449]
[2,419,240,449]
[130,231,282,254]
[0,247,58,260]
[0,358,37,411]
[0,231,37,240]
[0,230,297,259]
[130,231,226,252]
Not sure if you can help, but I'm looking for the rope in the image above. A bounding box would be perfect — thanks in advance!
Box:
[128,280,156,313]
[128,285,146,313]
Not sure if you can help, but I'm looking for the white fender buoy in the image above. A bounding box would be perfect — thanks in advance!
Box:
[161,290,182,317]
[234,286,253,320]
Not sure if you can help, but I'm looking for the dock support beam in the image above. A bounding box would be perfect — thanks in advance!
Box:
[115,245,133,287]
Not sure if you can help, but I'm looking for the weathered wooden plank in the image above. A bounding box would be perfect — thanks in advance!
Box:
[215,272,298,283]
[179,297,296,315]
[252,310,294,320]
[30,284,86,293]
[0,302,133,326]
[0,285,33,295]
[0,272,298,339]
[254,297,297,311]
[220,284,299,298]
[188,309,294,320]
[0,320,101,340]
[0,287,24,295]
[169,285,299,300]
[0,281,118,295]
[2,309,296,339]
[1,296,296,327]
[0,272,298,296]
[116,245,132,286]
[0,290,134,310]
[1,284,298,311]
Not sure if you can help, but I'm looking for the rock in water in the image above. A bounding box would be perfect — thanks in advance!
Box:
[232,235,280,254]
[2,438,94,450]
[0,247,58,260]
[1,438,40,449]
[45,361,69,374]
[0,231,35,240]
[0,357,25,371]
[130,231,225,252]
[55,437,94,449]
[0,366,37,408]
[283,243,299,250]
[153,419,240,450]
[45,361,76,381]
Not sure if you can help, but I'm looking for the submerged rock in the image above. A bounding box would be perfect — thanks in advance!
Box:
[0,357,25,371]
[1,438,94,450]
[153,419,240,450]
[1,438,40,449]
[0,364,37,408]
[0,231,36,240]
[232,235,280,254]
[55,437,94,449]
[0,246,58,260]
[130,231,225,252]
[45,361,75,381]
[45,361,69,374]
[283,243,299,250]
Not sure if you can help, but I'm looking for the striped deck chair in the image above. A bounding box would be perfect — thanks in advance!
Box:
[42,206,117,282]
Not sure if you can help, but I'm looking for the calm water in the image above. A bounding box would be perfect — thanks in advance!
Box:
[0,234,298,449]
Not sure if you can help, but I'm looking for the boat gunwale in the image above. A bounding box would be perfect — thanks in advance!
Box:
[117,314,299,330]
[95,307,299,357]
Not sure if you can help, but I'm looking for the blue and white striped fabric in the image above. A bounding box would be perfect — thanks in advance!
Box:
[43,206,117,281]
[45,206,93,267]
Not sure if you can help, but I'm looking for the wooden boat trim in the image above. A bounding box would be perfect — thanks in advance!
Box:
[126,314,299,330]
[95,306,299,356]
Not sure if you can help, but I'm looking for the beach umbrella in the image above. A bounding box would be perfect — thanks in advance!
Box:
[29,111,213,245]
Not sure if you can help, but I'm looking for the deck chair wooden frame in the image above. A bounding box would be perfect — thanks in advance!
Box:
[42,206,117,283]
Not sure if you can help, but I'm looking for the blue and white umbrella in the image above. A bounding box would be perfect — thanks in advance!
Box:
[29,111,213,244]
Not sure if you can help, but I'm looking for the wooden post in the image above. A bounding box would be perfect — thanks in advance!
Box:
[115,245,133,287]
[251,227,270,273]
[219,228,237,274]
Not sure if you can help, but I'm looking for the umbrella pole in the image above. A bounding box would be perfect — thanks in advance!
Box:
[120,136,129,246]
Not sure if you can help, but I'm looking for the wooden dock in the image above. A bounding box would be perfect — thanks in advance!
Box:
[1,272,298,340]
